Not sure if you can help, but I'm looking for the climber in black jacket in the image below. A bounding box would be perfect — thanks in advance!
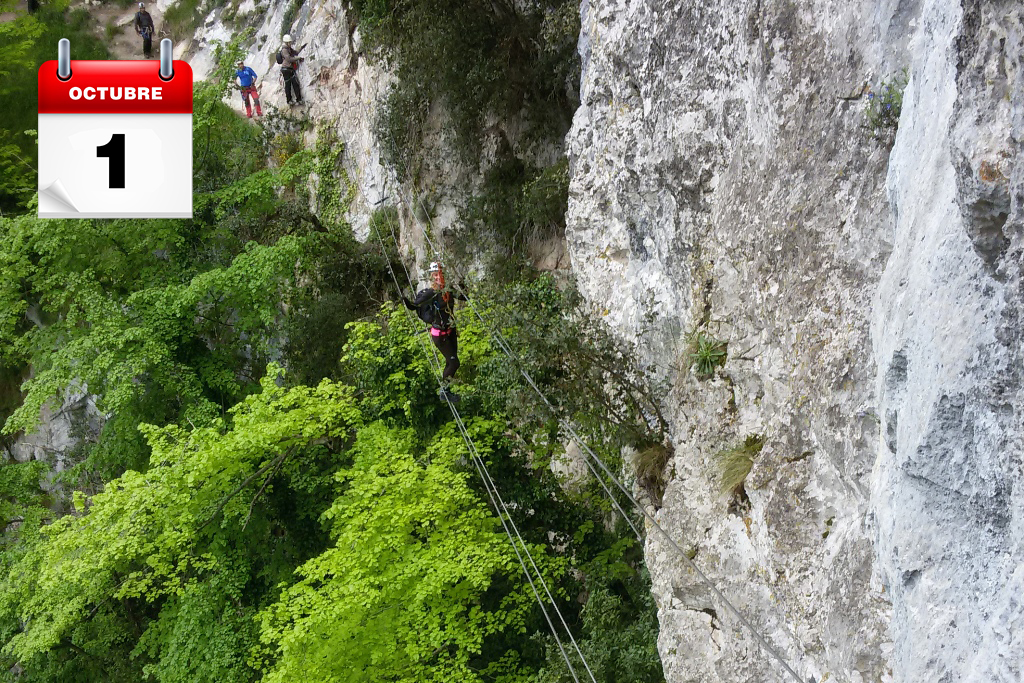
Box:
[402,262,467,402]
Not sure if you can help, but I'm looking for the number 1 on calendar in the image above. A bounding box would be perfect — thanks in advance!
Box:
[96,133,126,189]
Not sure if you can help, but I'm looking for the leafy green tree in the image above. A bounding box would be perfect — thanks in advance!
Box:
[340,295,665,681]
[0,207,309,436]
[0,16,665,680]
[258,421,559,683]
[0,369,360,677]
[0,64,330,485]
[537,574,664,683]
[0,0,108,213]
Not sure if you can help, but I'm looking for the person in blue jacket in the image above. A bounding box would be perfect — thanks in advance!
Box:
[234,60,263,118]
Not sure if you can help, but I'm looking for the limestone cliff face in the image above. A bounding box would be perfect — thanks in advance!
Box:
[567,0,1022,682]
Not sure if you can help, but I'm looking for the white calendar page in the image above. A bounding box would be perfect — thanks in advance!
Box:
[38,59,193,218]
[38,114,191,217]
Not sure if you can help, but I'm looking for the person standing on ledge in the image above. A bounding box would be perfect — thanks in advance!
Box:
[134,3,155,59]
[278,35,306,105]
[234,60,263,118]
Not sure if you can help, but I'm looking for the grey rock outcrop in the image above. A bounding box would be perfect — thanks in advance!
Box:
[10,387,103,492]
[566,0,1022,682]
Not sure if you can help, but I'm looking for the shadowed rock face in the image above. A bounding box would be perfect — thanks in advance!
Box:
[566,0,1022,681]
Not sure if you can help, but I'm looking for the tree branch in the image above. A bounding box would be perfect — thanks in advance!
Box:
[241,454,288,531]
[199,449,293,530]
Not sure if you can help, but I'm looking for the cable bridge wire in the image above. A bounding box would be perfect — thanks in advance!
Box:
[407,195,812,683]
[374,205,595,683]
[369,203,597,683]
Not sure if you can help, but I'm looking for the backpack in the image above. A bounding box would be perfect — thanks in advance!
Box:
[412,289,437,326]
[412,289,455,329]
[416,305,436,327]
[276,51,284,65]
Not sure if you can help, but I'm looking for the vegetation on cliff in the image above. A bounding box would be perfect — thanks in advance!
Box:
[354,0,579,273]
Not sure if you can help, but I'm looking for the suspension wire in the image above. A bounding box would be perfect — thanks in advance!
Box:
[404,213,645,547]
[393,203,599,681]
[447,402,597,683]
[408,197,810,683]
[369,204,592,683]
[448,399,599,683]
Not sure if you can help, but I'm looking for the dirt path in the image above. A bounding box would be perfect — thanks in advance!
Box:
[75,0,169,61]
[0,1,167,60]
[0,0,27,23]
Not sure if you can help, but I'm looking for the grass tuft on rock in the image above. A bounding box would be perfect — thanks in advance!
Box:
[715,435,764,497]
[634,442,672,506]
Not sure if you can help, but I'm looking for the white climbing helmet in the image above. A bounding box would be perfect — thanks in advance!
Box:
[282,34,293,44]
[428,262,440,274]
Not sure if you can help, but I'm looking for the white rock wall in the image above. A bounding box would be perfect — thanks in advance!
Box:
[874,0,1023,680]
[567,0,1022,682]
[185,0,395,241]
[10,387,103,493]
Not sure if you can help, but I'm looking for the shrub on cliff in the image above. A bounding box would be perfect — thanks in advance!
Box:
[355,0,580,169]
[864,69,909,140]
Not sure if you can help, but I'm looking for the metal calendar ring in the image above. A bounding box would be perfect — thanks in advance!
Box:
[57,38,71,81]
[159,39,174,81]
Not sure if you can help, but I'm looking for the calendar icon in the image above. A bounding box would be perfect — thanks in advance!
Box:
[38,42,193,218]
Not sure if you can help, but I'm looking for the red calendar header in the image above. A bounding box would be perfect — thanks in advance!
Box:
[39,60,193,114]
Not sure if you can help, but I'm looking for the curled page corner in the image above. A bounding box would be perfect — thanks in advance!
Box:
[39,179,80,214]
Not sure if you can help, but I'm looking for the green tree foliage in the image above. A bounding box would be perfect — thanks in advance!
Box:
[0,370,359,663]
[0,19,664,681]
[340,295,665,681]
[259,422,555,683]
[0,29,379,483]
[0,286,666,682]
[537,575,664,683]
[0,0,108,213]
[0,216,306,437]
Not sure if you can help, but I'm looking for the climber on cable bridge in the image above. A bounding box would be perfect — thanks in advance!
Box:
[402,262,467,403]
